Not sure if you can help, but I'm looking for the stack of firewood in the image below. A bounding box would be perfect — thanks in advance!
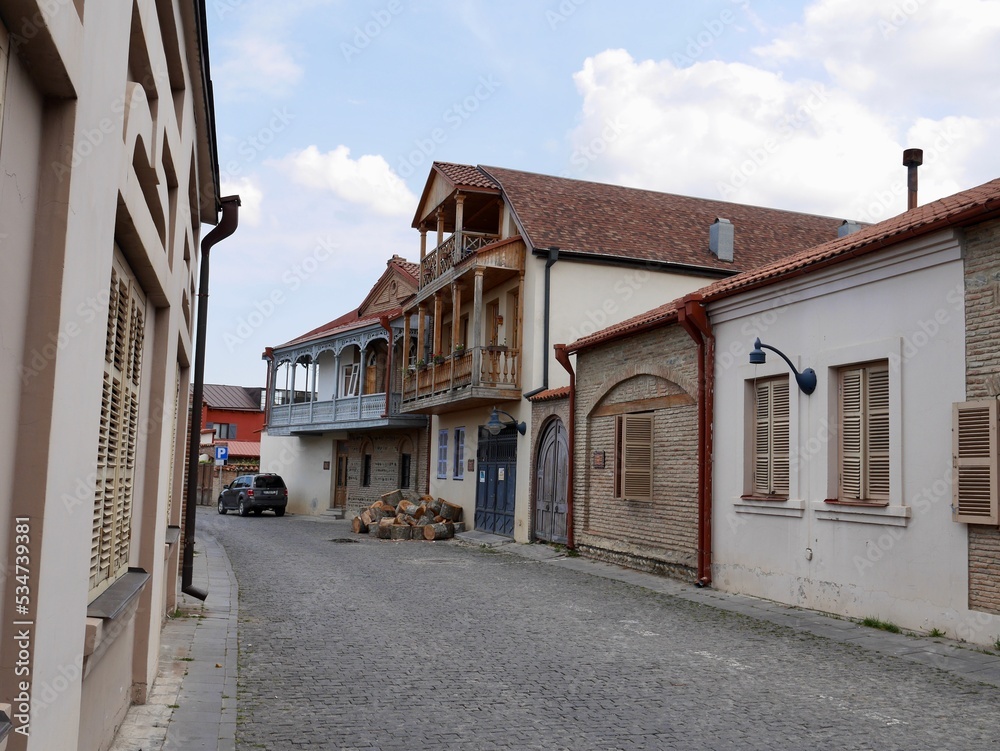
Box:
[351,490,464,541]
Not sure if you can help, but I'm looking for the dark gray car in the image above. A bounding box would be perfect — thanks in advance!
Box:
[218,473,288,517]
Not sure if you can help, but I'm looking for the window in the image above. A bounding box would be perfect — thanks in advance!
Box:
[342,361,359,396]
[453,427,465,479]
[91,253,146,599]
[952,400,999,524]
[399,453,412,489]
[614,413,653,500]
[487,300,501,345]
[838,362,889,502]
[362,442,372,487]
[437,429,449,479]
[751,377,789,497]
[215,423,237,439]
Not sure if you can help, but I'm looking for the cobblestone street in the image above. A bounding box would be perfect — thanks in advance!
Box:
[200,511,1000,751]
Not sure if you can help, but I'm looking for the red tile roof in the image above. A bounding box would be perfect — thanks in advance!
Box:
[217,440,261,458]
[434,162,501,191]
[480,165,845,272]
[526,386,571,402]
[567,177,1000,351]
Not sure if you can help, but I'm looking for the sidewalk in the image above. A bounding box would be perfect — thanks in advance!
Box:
[109,528,238,751]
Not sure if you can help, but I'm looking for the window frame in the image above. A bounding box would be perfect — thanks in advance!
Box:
[748,376,790,499]
[437,428,449,479]
[836,360,890,504]
[613,412,653,501]
[399,452,412,490]
[453,427,465,480]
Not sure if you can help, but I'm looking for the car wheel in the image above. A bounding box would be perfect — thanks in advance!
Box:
[238,499,249,517]
[218,498,227,515]
[274,507,286,517]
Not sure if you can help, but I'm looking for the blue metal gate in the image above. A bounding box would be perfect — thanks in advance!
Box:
[475,425,518,536]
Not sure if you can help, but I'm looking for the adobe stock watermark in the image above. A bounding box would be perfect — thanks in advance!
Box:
[878,0,930,38]
[394,75,502,179]
[223,236,338,352]
[672,7,739,67]
[716,84,830,200]
[218,107,295,185]
[546,0,587,29]
[20,286,111,386]
[8,0,76,54]
[341,0,403,62]
[561,116,628,179]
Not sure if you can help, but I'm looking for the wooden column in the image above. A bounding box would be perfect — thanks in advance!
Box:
[436,208,444,277]
[433,292,443,358]
[451,283,462,353]
[472,269,484,387]
[454,193,465,262]
[416,303,426,362]
[403,312,411,364]
[419,229,427,288]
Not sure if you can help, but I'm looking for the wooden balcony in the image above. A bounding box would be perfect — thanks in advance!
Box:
[268,393,425,435]
[421,231,502,288]
[400,346,521,414]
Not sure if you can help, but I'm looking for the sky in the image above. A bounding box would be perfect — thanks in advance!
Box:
[201,0,1000,387]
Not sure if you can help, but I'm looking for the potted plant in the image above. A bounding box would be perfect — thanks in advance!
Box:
[415,358,427,369]
[452,343,466,358]
[433,352,446,365]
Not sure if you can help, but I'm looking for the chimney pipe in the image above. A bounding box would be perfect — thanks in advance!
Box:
[903,148,923,210]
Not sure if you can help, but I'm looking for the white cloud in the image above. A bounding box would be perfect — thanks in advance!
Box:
[273,145,417,217]
[215,36,303,98]
[220,176,263,227]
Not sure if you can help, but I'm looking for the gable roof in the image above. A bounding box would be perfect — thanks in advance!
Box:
[274,255,417,350]
[202,384,262,412]
[567,176,1000,352]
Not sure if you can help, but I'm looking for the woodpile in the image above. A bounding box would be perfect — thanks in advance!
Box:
[351,490,465,541]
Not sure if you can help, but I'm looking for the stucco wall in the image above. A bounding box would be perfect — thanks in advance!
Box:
[710,230,998,644]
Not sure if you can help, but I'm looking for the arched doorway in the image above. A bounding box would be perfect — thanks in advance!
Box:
[534,417,568,543]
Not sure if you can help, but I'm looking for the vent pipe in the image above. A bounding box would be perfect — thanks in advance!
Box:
[903,148,923,210]
[838,220,864,238]
[709,218,734,262]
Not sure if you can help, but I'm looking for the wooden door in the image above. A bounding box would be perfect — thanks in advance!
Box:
[333,442,348,509]
[533,418,568,543]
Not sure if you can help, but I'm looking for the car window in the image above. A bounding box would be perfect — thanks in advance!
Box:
[254,475,285,489]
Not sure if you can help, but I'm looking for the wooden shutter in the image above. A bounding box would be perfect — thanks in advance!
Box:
[90,254,145,598]
[953,400,999,524]
[866,365,890,500]
[621,414,653,500]
[840,368,864,500]
[753,378,789,496]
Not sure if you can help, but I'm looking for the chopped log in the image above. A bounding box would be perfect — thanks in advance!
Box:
[452,522,465,534]
[423,522,453,541]
[376,519,393,539]
[378,517,395,528]
[434,515,445,523]
[438,500,462,522]
[399,514,418,527]
[427,498,443,515]
[397,499,419,517]
[380,489,404,506]
[416,510,435,526]
[419,494,434,502]
[389,524,412,541]
[368,523,379,537]
[444,521,455,535]
[360,509,375,526]
[351,516,369,534]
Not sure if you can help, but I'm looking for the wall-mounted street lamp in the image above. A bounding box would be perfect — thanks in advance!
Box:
[749,337,817,395]
[485,407,526,436]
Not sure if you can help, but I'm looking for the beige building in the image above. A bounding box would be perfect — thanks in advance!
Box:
[0,3,228,749]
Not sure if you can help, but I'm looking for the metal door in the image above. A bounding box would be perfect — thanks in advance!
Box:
[475,425,518,536]
[534,418,568,543]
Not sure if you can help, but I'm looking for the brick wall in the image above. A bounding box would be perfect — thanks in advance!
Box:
[964,218,1000,615]
[574,323,699,579]
[343,428,428,517]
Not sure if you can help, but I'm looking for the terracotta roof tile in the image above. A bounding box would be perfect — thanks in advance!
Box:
[276,308,398,350]
[216,440,261,458]
[526,386,571,402]
[566,300,681,352]
[480,165,844,272]
[434,162,500,190]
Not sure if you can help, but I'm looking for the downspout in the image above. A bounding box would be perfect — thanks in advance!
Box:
[524,246,559,399]
[379,316,393,418]
[677,294,714,586]
[183,195,241,600]
[261,346,274,425]
[553,343,575,550]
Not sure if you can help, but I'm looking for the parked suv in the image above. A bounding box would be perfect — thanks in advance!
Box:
[218,473,288,517]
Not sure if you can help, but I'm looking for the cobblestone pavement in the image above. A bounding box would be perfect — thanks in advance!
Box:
[200,512,1000,751]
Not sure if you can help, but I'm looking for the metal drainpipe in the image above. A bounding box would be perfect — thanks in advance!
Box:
[553,343,575,550]
[524,247,559,399]
[182,195,241,600]
[677,294,714,586]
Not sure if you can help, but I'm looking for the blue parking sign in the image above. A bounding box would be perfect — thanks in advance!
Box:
[215,446,229,462]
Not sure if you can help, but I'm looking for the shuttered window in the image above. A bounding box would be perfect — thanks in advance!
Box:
[752,377,790,497]
[91,253,146,599]
[615,413,653,500]
[437,429,448,479]
[838,362,889,502]
[952,400,999,524]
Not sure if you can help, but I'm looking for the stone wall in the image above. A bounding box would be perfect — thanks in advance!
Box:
[963,217,1000,615]
[342,428,429,517]
[573,323,699,578]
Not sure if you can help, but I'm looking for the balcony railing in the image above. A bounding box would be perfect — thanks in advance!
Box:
[401,346,519,404]
[270,393,390,428]
[421,231,501,288]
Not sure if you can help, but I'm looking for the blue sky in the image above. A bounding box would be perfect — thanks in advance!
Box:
[202,0,1000,386]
